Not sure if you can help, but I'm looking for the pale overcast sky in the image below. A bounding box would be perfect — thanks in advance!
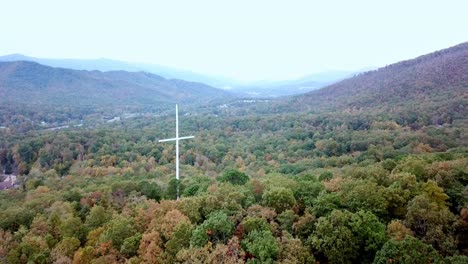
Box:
[1,0,467,81]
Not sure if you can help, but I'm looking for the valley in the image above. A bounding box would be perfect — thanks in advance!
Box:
[0,42,467,263]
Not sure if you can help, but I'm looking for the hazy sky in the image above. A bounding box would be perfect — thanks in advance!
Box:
[1,0,467,81]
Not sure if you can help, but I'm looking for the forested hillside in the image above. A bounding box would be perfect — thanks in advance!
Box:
[0,43,467,263]
[271,42,468,121]
[0,61,232,131]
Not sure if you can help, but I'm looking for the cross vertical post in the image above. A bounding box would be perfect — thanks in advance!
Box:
[158,104,194,200]
[176,104,179,182]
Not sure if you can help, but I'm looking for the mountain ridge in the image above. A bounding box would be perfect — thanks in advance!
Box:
[0,54,362,96]
[0,54,236,88]
[0,60,232,107]
[284,42,468,115]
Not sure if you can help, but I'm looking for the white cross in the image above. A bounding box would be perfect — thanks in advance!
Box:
[158,104,194,200]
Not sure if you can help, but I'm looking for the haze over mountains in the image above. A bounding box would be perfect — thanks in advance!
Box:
[0,54,357,97]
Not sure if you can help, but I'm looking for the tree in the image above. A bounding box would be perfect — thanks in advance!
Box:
[155,209,190,241]
[262,187,296,213]
[0,229,16,259]
[444,255,468,264]
[219,169,249,185]
[191,211,234,247]
[241,216,271,235]
[165,178,184,200]
[85,205,111,230]
[177,237,245,264]
[72,246,95,264]
[294,180,324,209]
[386,220,413,241]
[277,210,298,234]
[373,236,441,264]
[100,215,136,250]
[164,222,193,262]
[309,209,386,264]
[50,237,80,262]
[277,231,315,263]
[120,233,142,258]
[138,231,163,264]
[139,181,162,201]
[10,235,50,264]
[60,217,86,242]
[311,191,341,217]
[405,194,457,255]
[242,230,279,263]
[293,212,316,241]
[340,179,388,216]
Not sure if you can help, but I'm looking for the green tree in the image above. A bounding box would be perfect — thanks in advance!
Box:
[165,222,193,262]
[373,236,441,264]
[85,205,111,229]
[166,178,185,200]
[262,187,296,213]
[311,191,341,217]
[219,169,249,185]
[277,210,297,234]
[241,216,271,234]
[120,233,142,257]
[242,230,279,263]
[139,181,162,201]
[100,215,136,250]
[405,194,457,255]
[309,209,386,264]
[294,180,324,209]
[340,179,388,216]
[191,211,234,247]
[60,217,86,241]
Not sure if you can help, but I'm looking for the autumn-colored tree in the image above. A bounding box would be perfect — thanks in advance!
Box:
[51,237,81,263]
[386,220,413,241]
[138,231,163,264]
[277,231,315,263]
[0,228,16,259]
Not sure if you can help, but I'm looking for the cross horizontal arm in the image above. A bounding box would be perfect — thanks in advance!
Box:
[158,137,177,142]
[158,135,194,142]
[178,136,195,140]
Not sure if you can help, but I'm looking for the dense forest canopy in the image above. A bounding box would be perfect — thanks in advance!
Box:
[0,43,467,263]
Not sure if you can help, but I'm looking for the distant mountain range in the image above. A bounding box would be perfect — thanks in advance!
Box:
[0,61,232,108]
[0,54,359,97]
[0,42,466,130]
[0,54,235,88]
[231,70,360,97]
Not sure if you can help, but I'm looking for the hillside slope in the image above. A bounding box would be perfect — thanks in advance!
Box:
[281,42,468,125]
